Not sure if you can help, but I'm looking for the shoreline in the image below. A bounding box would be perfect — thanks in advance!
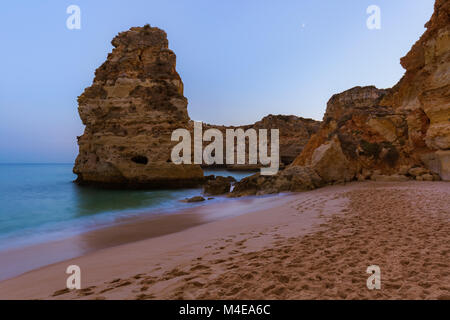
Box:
[0,193,290,282]
[0,181,448,300]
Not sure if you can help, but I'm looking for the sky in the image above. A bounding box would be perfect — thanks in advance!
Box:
[0,0,435,163]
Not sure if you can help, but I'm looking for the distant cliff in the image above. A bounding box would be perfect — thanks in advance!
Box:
[206,115,320,170]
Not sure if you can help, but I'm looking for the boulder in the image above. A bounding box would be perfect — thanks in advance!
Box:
[371,174,409,182]
[231,166,323,197]
[421,174,434,181]
[398,165,411,175]
[408,167,430,177]
[203,176,233,195]
[435,150,450,181]
[310,136,355,182]
[183,196,205,203]
[420,151,450,181]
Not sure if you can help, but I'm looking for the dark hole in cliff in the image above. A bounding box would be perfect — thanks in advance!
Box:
[384,147,399,167]
[360,140,382,159]
[381,142,399,167]
[131,155,148,165]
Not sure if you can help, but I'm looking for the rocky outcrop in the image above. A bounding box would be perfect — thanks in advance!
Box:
[231,166,323,196]
[233,0,449,195]
[73,26,320,188]
[245,115,320,165]
[73,25,204,188]
[292,85,412,182]
[380,0,450,179]
[310,136,356,183]
[205,115,320,169]
[74,0,448,191]
[182,196,205,203]
[203,176,234,195]
[291,0,449,183]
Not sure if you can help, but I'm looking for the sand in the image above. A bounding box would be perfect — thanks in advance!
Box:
[0,181,448,300]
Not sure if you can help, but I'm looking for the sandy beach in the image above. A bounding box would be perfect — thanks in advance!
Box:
[0,181,448,300]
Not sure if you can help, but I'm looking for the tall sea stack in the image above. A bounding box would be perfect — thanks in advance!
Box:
[73,25,204,188]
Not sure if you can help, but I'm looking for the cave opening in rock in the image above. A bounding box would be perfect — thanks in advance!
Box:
[131,155,148,164]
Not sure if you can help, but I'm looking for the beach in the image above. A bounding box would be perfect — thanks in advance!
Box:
[0,181,448,300]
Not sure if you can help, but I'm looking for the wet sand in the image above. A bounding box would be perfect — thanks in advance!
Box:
[0,195,284,281]
[0,181,448,300]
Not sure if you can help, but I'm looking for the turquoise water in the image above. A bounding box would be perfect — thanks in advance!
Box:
[0,164,252,251]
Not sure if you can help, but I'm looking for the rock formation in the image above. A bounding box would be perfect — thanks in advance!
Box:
[203,176,234,195]
[233,0,449,195]
[205,115,320,170]
[380,0,450,179]
[232,166,323,196]
[75,0,448,191]
[241,115,320,165]
[292,85,411,181]
[73,26,320,188]
[73,25,204,187]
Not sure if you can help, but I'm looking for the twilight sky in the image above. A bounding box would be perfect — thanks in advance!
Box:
[0,0,435,163]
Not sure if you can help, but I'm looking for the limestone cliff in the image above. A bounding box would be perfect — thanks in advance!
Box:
[293,0,449,182]
[292,86,412,180]
[73,25,204,188]
[232,0,449,195]
[381,0,450,179]
[75,0,448,190]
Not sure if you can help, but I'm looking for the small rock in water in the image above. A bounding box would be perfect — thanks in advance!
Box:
[183,196,205,203]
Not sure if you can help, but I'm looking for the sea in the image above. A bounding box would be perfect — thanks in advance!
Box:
[0,163,253,253]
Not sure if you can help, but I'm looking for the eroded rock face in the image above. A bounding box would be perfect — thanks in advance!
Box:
[205,114,320,169]
[74,25,204,187]
[310,136,356,183]
[234,0,449,195]
[380,0,450,177]
[291,0,449,182]
[292,85,410,182]
[323,86,389,123]
[247,115,321,165]
[435,150,450,180]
